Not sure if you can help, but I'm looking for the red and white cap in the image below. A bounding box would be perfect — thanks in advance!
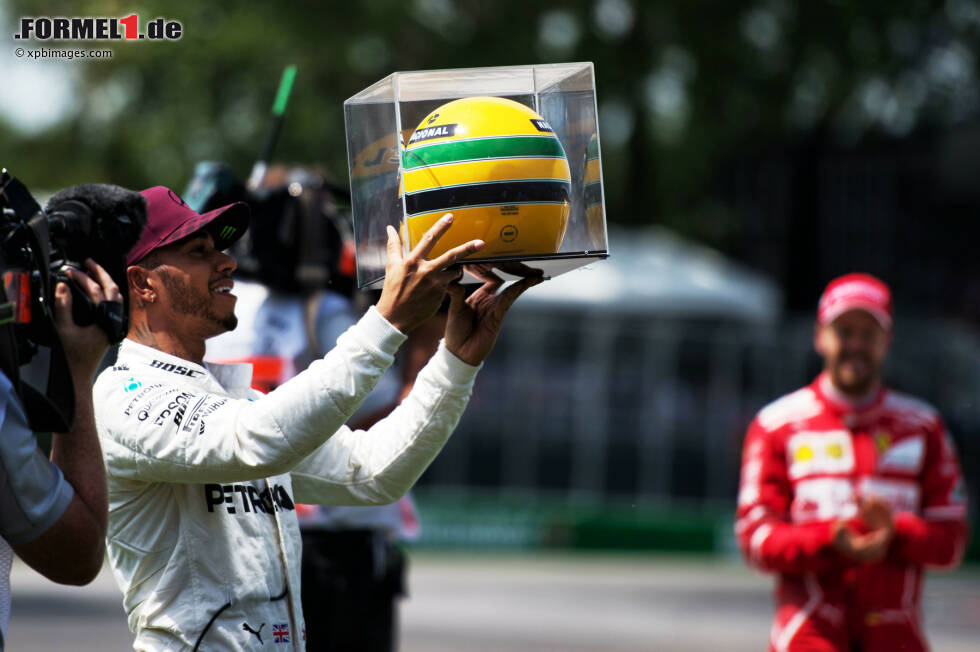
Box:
[817,273,893,329]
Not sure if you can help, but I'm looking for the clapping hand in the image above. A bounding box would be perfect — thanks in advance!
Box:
[831,495,895,563]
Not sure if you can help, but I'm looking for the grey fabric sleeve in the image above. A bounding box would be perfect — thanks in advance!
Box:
[0,373,74,545]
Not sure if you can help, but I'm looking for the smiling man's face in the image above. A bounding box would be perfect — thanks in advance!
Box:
[814,309,892,397]
[140,230,239,339]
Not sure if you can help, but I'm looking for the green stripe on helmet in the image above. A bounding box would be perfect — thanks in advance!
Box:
[402,136,566,170]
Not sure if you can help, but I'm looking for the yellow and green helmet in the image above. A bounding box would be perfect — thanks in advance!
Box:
[400,96,571,259]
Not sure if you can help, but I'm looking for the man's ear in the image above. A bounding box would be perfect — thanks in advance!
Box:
[126,265,155,306]
[813,321,825,357]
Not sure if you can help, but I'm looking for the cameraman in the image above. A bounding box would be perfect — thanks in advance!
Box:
[0,259,119,646]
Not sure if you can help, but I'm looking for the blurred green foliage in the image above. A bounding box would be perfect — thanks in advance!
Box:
[2,0,978,249]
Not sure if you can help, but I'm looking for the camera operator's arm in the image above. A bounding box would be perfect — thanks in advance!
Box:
[10,260,115,585]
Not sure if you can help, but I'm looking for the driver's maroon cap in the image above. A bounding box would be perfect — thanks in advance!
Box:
[125,186,249,265]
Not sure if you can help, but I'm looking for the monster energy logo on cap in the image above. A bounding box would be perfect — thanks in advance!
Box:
[219,225,237,240]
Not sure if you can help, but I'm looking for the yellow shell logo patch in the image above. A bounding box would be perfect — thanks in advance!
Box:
[795,445,814,462]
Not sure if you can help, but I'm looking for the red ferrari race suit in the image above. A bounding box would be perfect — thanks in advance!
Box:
[736,372,968,652]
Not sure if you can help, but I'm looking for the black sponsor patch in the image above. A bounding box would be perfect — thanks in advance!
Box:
[530,118,553,133]
[407,124,457,144]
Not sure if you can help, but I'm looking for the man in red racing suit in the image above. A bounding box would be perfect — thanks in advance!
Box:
[735,273,968,652]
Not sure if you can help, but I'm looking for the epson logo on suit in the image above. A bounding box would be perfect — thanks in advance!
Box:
[153,391,194,426]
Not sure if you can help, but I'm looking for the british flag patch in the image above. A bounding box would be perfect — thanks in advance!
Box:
[273,623,290,644]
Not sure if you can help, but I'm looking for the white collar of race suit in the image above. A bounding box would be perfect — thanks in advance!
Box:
[118,338,255,392]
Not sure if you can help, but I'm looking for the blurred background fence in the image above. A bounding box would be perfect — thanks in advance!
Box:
[410,234,980,557]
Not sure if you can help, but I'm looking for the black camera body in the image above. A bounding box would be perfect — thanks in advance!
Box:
[0,169,145,431]
[184,161,353,297]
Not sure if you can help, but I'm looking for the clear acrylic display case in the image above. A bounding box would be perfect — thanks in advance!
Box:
[344,62,608,288]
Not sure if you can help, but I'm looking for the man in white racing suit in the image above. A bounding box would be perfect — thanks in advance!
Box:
[204,277,428,652]
[93,186,540,650]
